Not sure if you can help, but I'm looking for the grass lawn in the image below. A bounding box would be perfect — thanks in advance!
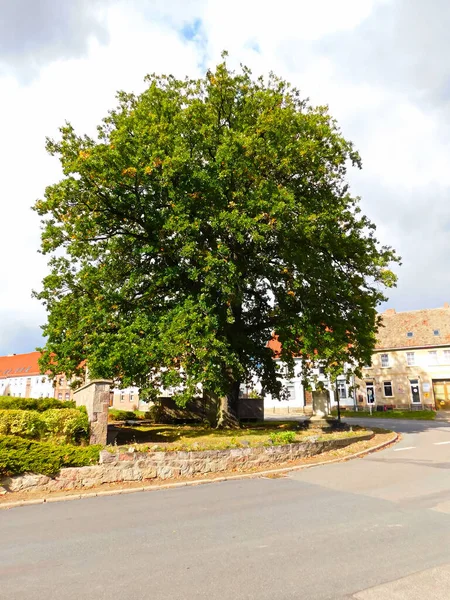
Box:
[110,421,371,452]
[332,409,436,420]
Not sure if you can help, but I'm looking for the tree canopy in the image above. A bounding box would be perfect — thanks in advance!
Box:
[34,56,399,419]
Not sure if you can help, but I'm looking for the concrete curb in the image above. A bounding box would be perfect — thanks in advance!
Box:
[0,432,399,510]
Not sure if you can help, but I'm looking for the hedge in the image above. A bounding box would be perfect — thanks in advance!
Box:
[108,409,146,422]
[0,397,76,411]
[0,435,101,477]
[0,408,89,444]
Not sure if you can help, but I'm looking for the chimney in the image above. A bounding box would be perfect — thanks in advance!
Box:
[384,308,396,316]
[444,303,449,309]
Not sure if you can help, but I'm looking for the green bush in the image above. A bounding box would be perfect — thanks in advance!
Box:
[108,409,143,422]
[0,408,89,444]
[0,435,100,477]
[0,396,75,411]
[270,431,297,445]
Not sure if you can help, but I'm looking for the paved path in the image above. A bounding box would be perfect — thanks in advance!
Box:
[2,419,450,599]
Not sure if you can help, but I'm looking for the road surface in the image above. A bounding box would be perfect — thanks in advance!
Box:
[2,418,450,599]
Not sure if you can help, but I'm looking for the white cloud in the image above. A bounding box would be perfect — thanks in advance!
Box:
[1,0,449,353]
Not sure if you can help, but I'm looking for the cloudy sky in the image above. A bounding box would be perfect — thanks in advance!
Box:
[1,0,448,355]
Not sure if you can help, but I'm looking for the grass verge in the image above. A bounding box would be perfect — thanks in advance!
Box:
[332,409,435,420]
[110,421,369,452]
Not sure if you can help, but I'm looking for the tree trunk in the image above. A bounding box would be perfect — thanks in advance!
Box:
[216,382,240,429]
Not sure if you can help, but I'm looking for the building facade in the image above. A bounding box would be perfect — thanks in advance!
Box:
[0,352,56,399]
[356,304,450,410]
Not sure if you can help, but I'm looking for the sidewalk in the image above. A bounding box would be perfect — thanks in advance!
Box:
[436,411,450,421]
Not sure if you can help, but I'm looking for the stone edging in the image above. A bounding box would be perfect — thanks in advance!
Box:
[0,432,398,510]
[1,432,374,495]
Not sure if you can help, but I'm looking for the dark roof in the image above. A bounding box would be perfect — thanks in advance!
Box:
[376,304,450,350]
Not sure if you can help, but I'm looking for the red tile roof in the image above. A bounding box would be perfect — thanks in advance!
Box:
[267,336,282,356]
[376,305,450,350]
[0,352,43,379]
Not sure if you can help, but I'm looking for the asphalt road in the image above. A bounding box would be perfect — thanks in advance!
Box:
[2,418,450,599]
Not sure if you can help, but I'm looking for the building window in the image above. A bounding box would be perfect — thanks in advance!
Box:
[337,381,347,399]
[406,331,413,338]
[130,393,134,403]
[383,381,393,397]
[285,385,295,401]
[65,392,70,400]
[120,392,125,403]
[428,351,438,365]
[318,366,325,375]
[434,329,440,336]
[381,354,389,368]
[58,393,62,400]
[444,350,450,363]
[406,352,415,366]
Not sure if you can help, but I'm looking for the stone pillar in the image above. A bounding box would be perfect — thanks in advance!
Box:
[312,390,331,418]
[73,379,112,445]
[309,390,336,427]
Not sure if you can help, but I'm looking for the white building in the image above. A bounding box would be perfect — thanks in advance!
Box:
[0,352,55,399]
[240,356,355,415]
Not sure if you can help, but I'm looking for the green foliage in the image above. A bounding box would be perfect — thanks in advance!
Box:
[0,435,100,477]
[108,409,143,422]
[333,409,435,420]
[0,408,89,444]
[34,56,399,413]
[0,396,75,411]
[270,430,297,445]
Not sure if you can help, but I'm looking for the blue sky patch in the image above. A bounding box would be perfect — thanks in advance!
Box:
[180,18,202,42]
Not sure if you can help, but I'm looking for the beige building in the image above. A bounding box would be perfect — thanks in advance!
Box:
[356,304,450,411]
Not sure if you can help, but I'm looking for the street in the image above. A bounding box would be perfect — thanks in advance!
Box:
[2,418,450,599]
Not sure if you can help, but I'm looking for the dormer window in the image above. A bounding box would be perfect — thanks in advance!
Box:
[434,330,440,336]
[407,332,413,338]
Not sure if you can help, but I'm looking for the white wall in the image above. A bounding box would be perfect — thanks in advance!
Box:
[0,375,54,398]
[262,358,355,410]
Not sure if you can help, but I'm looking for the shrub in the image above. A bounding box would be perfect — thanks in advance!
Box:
[108,409,143,422]
[41,409,90,444]
[0,408,89,444]
[270,431,297,445]
[0,396,75,411]
[0,435,101,477]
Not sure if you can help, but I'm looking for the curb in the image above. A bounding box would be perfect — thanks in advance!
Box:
[0,432,399,510]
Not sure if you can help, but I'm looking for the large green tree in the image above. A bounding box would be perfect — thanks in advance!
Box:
[34,57,398,425]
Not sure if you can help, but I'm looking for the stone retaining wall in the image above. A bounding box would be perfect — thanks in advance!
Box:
[1,433,373,494]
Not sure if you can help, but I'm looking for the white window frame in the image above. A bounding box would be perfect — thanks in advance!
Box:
[381,353,390,368]
[428,351,438,365]
[286,384,296,402]
[444,349,450,363]
[383,381,393,398]
[366,381,376,404]
[406,352,415,366]
[337,380,347,399]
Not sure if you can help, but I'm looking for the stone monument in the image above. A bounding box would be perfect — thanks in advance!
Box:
[73,379,112,445]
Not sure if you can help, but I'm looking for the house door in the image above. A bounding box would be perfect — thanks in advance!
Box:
[366,382,375,404]
[432,380,450,410]
[410,379,421,404]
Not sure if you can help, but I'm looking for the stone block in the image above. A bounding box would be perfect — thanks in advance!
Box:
[140,466,157,479]
[99,450,119,464]
[119,452,135,462]
[157,465,181,479]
